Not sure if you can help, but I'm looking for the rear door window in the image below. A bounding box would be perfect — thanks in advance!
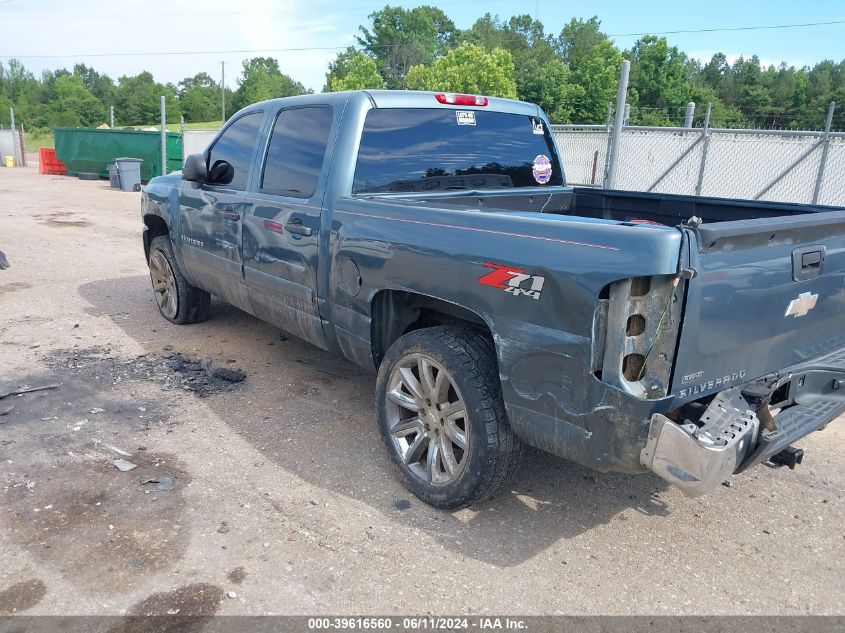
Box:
[353,108,563,193]
[260,106,334,198]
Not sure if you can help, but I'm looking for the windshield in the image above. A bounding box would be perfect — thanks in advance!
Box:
[353,108,564,194]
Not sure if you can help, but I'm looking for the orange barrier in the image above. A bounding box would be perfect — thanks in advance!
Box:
[38,147,67,175]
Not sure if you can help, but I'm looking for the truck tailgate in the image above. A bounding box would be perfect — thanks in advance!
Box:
[671,210,845,398]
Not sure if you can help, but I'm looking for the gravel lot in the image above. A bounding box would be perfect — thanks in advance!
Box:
[0,165,843,617]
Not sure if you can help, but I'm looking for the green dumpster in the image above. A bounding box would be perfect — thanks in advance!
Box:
[54,128,183,181]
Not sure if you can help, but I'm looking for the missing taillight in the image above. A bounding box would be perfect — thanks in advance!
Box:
[593,274,686,399]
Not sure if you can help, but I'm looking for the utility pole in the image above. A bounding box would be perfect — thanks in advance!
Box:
[221,61,226,125]
[110,105,115,128]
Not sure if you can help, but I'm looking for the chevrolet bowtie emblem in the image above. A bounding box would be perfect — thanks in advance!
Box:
[785,292,818,318]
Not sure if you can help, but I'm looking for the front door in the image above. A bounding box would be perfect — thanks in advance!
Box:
[243,105,335,347]
[178,110,264,310]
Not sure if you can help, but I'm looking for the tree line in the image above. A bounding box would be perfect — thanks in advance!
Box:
[1,7,843,133]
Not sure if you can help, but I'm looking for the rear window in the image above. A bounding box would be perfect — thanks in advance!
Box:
[353,108,563,194]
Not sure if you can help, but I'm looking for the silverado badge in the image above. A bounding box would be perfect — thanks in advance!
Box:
[784,291,818,318]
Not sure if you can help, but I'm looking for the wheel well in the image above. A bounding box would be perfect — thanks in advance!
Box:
[143,214,169,260]
[371,290,492,367]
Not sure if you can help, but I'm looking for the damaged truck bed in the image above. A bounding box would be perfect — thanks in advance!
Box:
[141,89,845,507]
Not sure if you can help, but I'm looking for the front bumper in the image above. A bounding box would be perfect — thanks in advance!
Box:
[641,346,845,497]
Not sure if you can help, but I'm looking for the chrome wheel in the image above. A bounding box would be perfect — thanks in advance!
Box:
[149,250,178,319]
[385,353,469,485]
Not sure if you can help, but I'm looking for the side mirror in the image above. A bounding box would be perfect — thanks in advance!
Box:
[182,153,207,183]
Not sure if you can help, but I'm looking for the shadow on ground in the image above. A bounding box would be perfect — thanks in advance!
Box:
[77,275,671,567]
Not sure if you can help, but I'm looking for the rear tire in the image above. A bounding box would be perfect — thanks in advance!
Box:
[375,326,522,509]
[147,235,210,325]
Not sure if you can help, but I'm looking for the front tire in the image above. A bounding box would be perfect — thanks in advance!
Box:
[147,235,210,325]
[375,326,522,509]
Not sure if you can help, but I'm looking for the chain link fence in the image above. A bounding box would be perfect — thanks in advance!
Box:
[553,122,845,207]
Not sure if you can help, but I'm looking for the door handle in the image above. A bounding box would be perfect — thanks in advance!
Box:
[221,209,240,221]
[285,220,313,237]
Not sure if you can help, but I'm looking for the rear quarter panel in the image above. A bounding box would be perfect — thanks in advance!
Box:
[327,196,685,471]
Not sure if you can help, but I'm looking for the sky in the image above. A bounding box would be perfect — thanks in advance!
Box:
[0,0,843,93]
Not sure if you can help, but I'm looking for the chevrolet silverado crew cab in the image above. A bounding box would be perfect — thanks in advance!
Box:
[141,90,845,508]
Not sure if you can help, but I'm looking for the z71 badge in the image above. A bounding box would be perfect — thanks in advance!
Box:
[478,262,545,300]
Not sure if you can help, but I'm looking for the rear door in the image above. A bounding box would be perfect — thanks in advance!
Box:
[242,105,335,348]
[671,211,845,398]
[178,110,263,310]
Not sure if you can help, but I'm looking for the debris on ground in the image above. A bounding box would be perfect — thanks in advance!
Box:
[41,347,247,398]
[0,404,13,416]
[164,352,247,396]
[140,475,175,491]
[210,367,246,383]
[112,459,138,472]
[0,383,61,400]
[89,407,106,414]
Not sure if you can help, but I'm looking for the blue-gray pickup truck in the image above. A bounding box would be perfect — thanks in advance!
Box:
[141,90,845,508]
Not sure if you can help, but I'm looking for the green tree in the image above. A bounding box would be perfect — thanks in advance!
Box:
[114,71,180,125]
[460,14,559,112]
[569,40,622,123]
[554,17,623,122]
[406,43,517,98]
[233,57,308,110]
[627,35,695,125]
[52,74,106,127]
[326,49,385,91]
[72,64,115,107]
[518,58,583,123]
[179,72,221,122]
[557,16,606,66]
[357,5,456,88]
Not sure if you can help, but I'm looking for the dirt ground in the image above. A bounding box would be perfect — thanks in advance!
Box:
[0,165,843,617]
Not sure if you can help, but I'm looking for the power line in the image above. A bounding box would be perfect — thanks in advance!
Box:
[608,18,845,38]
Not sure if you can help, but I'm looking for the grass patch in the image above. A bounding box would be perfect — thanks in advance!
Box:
[25,129,55,150]
[165,121,222,132]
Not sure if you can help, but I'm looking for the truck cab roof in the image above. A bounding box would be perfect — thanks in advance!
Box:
[239,89,543,117]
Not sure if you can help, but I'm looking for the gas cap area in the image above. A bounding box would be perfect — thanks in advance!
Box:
[339,258,363,297]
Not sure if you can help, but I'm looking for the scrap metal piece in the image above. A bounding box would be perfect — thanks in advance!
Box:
[112,459,138,472]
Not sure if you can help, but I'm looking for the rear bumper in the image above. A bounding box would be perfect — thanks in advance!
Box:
[641,346,845,496]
